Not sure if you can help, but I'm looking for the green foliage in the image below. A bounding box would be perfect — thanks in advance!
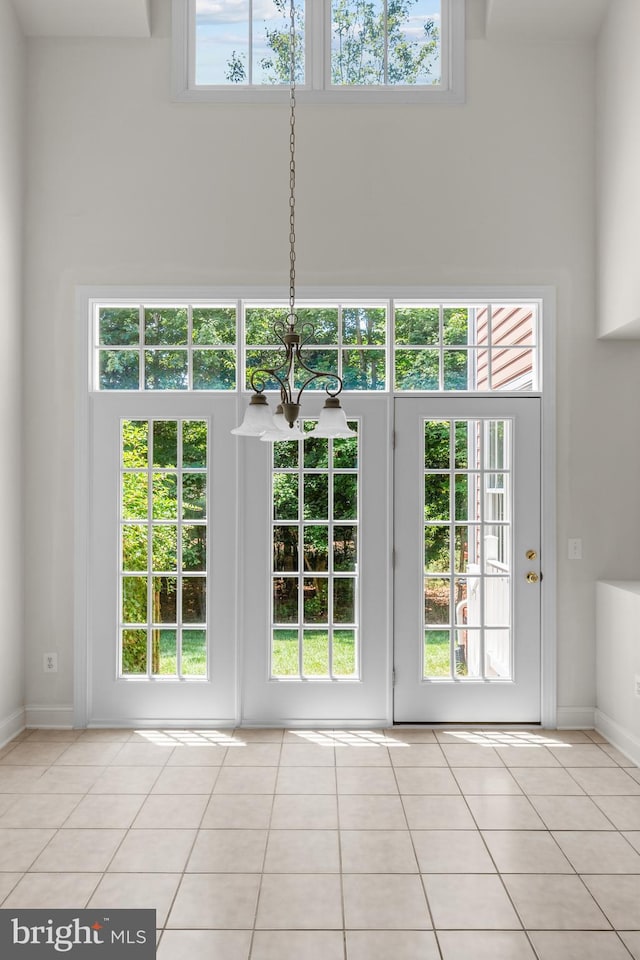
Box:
[225,49,247,83]
[258,0,305,84]
[193,307,236,345]
[122,630,147,674]
[332,0,439,85]
[120,419,207,675]
[145,308,188,345]
[99,350,140,390]
[240,0,439,86]
[99,307,139,346]
[394,306,469,390]
[100,309,237,391]
[423,420,470,579]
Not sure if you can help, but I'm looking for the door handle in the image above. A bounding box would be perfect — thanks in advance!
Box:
[526,571,539,584]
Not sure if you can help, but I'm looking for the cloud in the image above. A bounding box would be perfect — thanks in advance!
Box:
[196,0,279,25]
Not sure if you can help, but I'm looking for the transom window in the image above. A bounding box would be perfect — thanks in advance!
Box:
[172,0,464,102]
[93,299,539,394]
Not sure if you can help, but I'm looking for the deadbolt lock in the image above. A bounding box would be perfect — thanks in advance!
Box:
[526,550,537,561]
[526,571,540,584]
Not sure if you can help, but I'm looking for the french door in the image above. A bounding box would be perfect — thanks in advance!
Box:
[240,394,392,726]
[88,394,239,726]
[86,393,541,726]
[393,397,542,723]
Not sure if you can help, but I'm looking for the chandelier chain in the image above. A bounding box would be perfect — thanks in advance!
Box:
[288,0,296,322]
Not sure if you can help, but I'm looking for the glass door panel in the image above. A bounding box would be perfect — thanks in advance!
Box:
[394,397,541,723]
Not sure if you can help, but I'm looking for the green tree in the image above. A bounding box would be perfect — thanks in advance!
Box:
[331,0,439,85]
[121,419,207,674]
[228,0,439,86]
[226,49,247,83]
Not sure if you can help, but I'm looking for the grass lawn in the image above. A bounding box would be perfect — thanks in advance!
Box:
[272,629,356,677]
[424,630,452,678]
[148,628,461,681]
[154,629,206,676]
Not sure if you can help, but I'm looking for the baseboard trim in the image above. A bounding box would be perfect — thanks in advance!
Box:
[241,718,391,729]
[25,704,75,729]
[556,706,596,729]
[87,717,236,729]
[0,707,26,747]
[595,709,640,767]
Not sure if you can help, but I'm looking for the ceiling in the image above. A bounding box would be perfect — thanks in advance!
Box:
[9,0,610,42]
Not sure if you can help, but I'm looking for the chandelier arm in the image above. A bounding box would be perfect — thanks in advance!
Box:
[294,370,344,403]
[249,365,293,403]
[272,318,290,342]
[297,320,316,347]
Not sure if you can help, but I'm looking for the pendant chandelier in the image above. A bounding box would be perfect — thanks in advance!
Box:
[232,0,354,442]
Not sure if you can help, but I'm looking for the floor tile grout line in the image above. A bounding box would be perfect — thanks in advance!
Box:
[438,739,546,949]
[333,740,348,960]
[455,747,632,939]
[2,727,640,943]
[389,747,439,942]
[246,732,282,956]
[157,749,227,939]
[68,735,180,908]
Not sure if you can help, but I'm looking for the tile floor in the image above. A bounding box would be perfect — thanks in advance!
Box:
[0,726,639,959]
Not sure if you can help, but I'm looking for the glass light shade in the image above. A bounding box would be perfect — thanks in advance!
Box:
[272,404,292,433]
[231,394,273,436]
[307,398,356,438]
[260,422,305,442]
[259,403,305,441]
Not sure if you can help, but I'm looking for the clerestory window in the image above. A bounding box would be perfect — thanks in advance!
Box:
[93,298,539,394]
[172,0,465,103]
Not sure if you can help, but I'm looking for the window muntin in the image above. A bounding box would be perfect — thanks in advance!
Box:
[244,303,387,392]
[194,0,305,86]
[330,0,441,87]
[120,418,208,679]
[93,298,538,394]
[176,0,463,101]
[394,302,538,392]
[98,305,237,391]
[423,418,513,682]
[271,422,359,679]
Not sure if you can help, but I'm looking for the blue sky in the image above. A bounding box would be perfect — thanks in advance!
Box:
[195,0,441,86]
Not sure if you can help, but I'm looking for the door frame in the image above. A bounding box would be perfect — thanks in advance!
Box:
[74,284,557,728]
[392,395,543,723]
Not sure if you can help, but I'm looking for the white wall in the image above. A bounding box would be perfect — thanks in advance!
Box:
[597,0,640,337]
[0,0,26,740]
[22,0,640,723]
[595,582,640,765]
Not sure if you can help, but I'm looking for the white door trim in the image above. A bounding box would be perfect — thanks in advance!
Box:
[74,284,556,728]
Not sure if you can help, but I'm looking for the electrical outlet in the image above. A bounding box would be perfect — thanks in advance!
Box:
[43,653,58,673]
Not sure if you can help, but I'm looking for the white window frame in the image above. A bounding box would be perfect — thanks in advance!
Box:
[171,0,465,104]
[92,296,540,397]
[75,284,556,729]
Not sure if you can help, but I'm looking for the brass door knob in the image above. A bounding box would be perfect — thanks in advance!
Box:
[526,571,540,583]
